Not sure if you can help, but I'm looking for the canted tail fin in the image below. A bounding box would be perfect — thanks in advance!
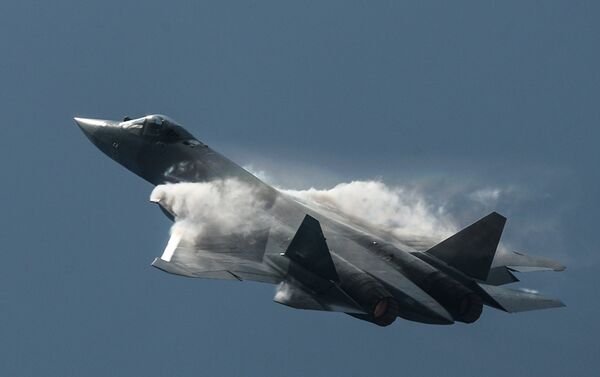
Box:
[283,214,339,282]
[426,212,506,280]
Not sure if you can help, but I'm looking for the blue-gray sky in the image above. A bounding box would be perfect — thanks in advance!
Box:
[1,1,598,376]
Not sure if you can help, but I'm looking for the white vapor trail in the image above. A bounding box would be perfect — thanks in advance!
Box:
[149,175,508,252]
[150,179,270,244]
[283,181,458,244]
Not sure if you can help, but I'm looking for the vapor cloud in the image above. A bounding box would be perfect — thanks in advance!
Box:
[150,171,513,254]
[150,179,270,244]
[152,179,462,246]
[283,181,458,244]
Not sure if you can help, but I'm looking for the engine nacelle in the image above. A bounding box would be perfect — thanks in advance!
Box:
[420,271,483,323]
[341,273,400,326]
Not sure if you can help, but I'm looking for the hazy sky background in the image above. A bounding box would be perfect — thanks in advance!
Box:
[1,1,598,376]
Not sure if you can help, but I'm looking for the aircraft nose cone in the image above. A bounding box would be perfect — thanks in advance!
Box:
[74,116,123,154]
[74,117,108,136]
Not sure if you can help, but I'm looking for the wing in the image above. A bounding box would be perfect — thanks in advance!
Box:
[152,227,282,284]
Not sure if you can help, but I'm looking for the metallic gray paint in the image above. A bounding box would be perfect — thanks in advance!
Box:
[75,114,565,326]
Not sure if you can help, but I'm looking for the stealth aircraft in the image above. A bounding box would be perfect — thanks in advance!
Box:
[76,114,565,326]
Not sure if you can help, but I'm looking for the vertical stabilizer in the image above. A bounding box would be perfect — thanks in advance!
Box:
[284,215,339,282]
[425,212,506,280]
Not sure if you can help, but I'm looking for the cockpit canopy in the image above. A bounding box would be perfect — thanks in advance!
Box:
[121,114,194,141]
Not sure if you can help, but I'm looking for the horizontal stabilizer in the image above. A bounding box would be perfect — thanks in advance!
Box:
[426,212,506,280]
[284,215,339,281]
[497,251,566,272]
[484,252,565,285]
[478,283,565,313]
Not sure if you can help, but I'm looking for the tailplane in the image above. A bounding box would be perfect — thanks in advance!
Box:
[477,283,565,312]
[485,251,566,286]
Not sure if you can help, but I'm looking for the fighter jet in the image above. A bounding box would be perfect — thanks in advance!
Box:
[75,114,565,326]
